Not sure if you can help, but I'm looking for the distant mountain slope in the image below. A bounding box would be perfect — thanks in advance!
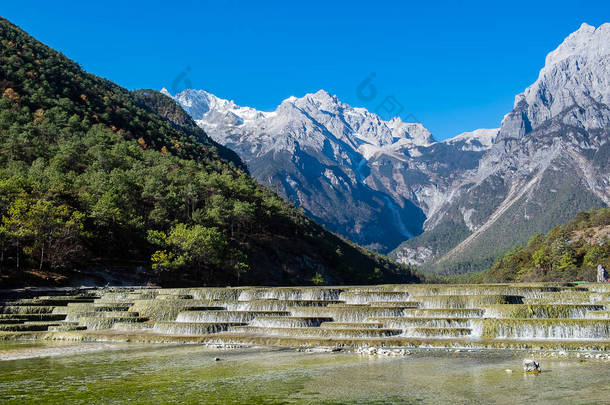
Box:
[392,23,610,274]
[0,17,420,287]
[472,208,610,283]
[165,88,495,252]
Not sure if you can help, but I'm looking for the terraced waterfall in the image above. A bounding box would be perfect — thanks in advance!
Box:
[1,284,609,350]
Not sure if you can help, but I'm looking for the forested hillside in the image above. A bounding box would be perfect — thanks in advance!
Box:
[0,17,420,287]
[463,208,610,283]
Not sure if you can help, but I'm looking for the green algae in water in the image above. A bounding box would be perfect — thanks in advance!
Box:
[1,342,610,404]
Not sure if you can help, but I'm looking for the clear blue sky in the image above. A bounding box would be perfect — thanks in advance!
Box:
[3,1,609,140]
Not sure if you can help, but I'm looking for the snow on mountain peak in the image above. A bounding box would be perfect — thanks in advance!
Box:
[311,89,334,100]
[292,90,342,112]
[444,128,498,151]
[168,88,439,158]
[387,119,435,146]
[171,89,274,128]
[173,89,236,117]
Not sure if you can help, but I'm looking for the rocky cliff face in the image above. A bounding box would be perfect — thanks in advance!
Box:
[393,23,610,273]
[164,88,492,252]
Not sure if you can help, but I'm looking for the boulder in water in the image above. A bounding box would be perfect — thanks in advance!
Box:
[523,359,541,373]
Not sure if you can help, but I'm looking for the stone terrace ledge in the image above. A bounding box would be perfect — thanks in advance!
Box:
[1,283,609,351]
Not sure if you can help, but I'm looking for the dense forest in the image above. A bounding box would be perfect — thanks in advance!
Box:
[456,208,610,283]
[0,17,421,287]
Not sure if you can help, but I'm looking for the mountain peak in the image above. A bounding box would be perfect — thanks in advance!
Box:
[544,22,609,69]
[577,22,595,32]
[302,89,339,107]
[313,89,332,98]
[387,119,436,146]
[444,128,498,151]
[172,88,245,121]
[499,21,610,141]
[168,87,437,152]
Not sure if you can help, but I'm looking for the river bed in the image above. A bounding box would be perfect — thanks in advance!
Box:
[0,342,608,404]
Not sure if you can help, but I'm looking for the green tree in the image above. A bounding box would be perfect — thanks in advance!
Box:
[557,251,576,271]
[148,224,228,283]
[583,246,604,268]
[532,247,552,273]
[230,200,255,237]
[0,225,8,272]
[2,198,36,269]
[1,198,86,270]
[311,272,326,285]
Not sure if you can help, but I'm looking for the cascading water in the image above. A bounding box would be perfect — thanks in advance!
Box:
[0,305,56,314]
[224,300,341,311]
[289,306,405,322]
[249,317,333,328]
[320,322,384,329]
[151,322,240,336]
[483,304,605,319]
[475,319,610,340]
[338,291,411,304]
[401,309,485,318]
[586,310,610,319]
[231,325,403,339]
[411,295,523,309]
[1,283,608,348]
[369,317,472,329]
[65,311,139,322]
[79,316,146,331]
[403,327,473,338]
[237,288,344,302]
[175,310,290,323]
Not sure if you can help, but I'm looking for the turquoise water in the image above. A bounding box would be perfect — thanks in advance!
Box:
[0,342,608,404]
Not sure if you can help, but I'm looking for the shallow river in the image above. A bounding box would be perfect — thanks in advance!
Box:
[0,342,608,404]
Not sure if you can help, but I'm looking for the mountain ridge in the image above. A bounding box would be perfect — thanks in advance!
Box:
[165,87,494,252]
[393,21,610,273]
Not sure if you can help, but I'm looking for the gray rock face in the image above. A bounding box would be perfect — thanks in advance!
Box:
[392,23,610,273]
[500,23,610,142]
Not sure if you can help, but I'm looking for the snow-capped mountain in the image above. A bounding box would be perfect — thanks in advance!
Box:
[163,88,436,161]
[444,128,498,152]
[164,88,491,252]
[166,23,609,271]
[393,22,610,272]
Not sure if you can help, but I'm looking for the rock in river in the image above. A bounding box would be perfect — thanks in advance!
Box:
[523,359,541,373]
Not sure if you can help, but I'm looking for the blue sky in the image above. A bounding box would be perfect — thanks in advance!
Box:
[4,1,609,140]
